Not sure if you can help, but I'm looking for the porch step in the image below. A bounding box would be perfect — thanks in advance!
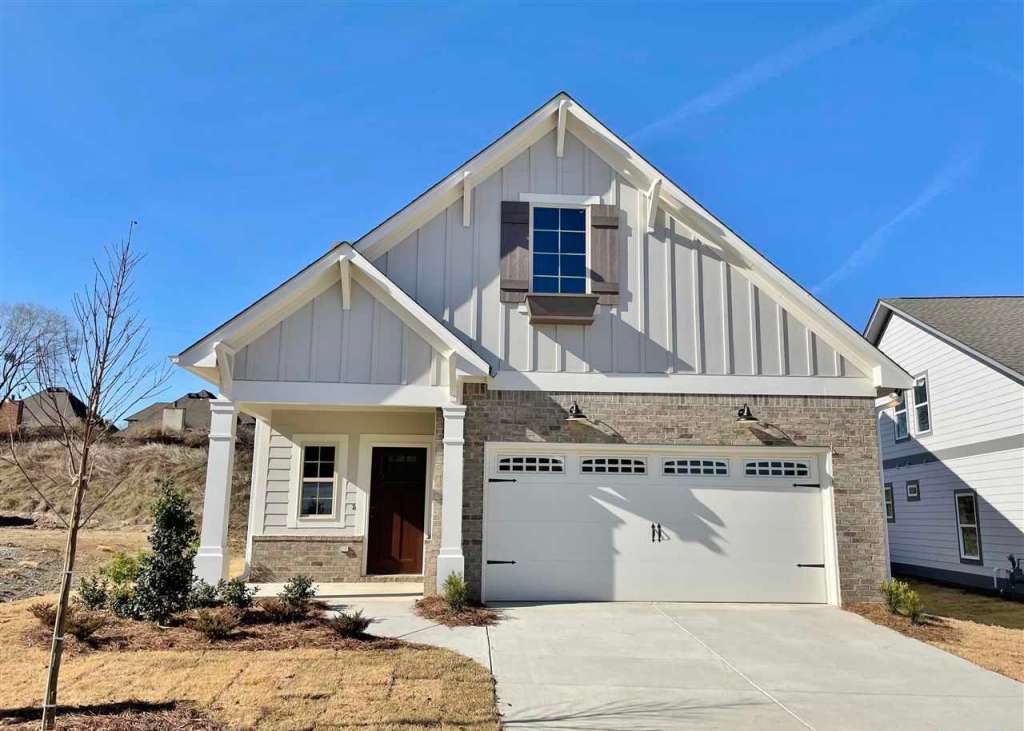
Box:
[250,581,424,599]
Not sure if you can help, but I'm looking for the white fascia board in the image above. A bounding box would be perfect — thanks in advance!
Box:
[346,246,492,376]
[490,370,878,397]
[230,380,451,408]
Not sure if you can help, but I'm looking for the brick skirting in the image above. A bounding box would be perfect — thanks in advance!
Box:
[250,536,364,583]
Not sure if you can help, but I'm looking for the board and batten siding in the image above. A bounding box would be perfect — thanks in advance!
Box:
[877,312,1024,580]
[235,128,864,384]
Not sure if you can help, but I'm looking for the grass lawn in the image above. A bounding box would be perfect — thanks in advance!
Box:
[0,598,497,730]
[847,578,1024,683]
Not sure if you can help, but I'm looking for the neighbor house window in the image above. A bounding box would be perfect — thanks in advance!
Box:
[913,375,931,433]
[955,490,982,563]
[884,483,895,523]
[894,393,909,441]
[580,457,646,474]
[300,445,336,516]
[906,480,920,501]
[532,206,586,294]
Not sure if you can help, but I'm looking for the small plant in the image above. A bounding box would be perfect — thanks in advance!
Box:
[258,597,304,623]
[77,574,109,610]
[191,607,241,640]
[28,602,108,641]
[328,610,372,638]
[101,550,146,587]
[880,578,903,613]
[131,484,200,621]
[220,577,255,610]
[279,574,316,607]
[188,579,223,609]
[442,572,468,611]
[29,601,58,626]
[902,589,924,624]
[880,578,925,624]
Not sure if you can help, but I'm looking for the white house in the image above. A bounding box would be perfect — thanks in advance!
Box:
[865,297,1024,592]
[174,92,913,605]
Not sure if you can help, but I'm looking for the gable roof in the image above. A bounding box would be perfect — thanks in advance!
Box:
[865,296,1024,382]
[176,92,911,390]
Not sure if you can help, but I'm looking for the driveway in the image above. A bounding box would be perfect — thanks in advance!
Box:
[331,598,1022,730]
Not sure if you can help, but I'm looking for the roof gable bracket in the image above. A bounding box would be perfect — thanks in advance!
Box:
[556,99,569,158]
[338,254,352,310]
[213,341,235,393]
[462,171,473,228]
[646,177,662,233]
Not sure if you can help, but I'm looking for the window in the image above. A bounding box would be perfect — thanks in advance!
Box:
[663,458,728,476]
[300,445,336,517]
[581,457,646,474]
[955,491,982,563]
[894,392,909,441]
[913,376,931,434]
[884,483,895,523]
[497,455,565,473]
[743,460,810,477]
[532,206,586,294]
[906,480,920,501]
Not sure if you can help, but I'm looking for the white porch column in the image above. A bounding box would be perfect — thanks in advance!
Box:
[194,397,238,583]
[436,404,467,591]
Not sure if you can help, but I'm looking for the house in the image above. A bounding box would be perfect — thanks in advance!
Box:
[174,92,912,604]
[14,387,89,430]
[123,390,255,434]
[864,296,1024,592]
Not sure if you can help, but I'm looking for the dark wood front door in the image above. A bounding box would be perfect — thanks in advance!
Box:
[366,447,427,575]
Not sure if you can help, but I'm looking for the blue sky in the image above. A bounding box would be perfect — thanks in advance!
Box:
[2,1,1021,401]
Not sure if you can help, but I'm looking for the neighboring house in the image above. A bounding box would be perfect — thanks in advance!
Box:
[123,390,254,433]
[865,296,1024,592]
[16,387,88,430]
[0,399,23,436]
[175,92,912,605]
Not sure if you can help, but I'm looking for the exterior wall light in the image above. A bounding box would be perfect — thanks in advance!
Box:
[565,401,588,422]
[735,403,759,423]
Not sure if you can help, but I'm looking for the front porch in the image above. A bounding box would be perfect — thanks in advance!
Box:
[194,398,467,595]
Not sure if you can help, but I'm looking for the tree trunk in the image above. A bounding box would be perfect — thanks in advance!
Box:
[40,453,89,729]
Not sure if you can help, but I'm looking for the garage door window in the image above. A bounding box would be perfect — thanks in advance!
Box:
[580,457,646,474]
[497,455,565,473]
[663,458,728,476]
[744,460,810,477]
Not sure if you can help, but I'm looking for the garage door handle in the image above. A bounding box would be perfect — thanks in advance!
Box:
[651,523,656,542]
[793,483,820,488]
[488,478,517,483]
[657,523,664,542]
[487,560,516,565]
[797,563,825,568]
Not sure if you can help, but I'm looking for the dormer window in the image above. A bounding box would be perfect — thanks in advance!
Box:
[531,206,587,294]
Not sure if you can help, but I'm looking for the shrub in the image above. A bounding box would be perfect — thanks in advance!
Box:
[107,583,138,619]
[279,574,316,608]
[29,601,57,626]
[191,607,241,640]
[130,484,199,621]
[28,601,108,640]
[258,597,305,623]
[880,579,903,613]
[880,578,925,624]
[101,550,146,587]
[220,577,255,610]
[77,574,109,610]
[442,572,468,612]
[901,588,925,624]
[328,610,372,638]
[188,579,223,609]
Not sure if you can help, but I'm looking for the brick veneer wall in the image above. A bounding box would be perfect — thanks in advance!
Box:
[250,536,364,582]
[459,384,887,604]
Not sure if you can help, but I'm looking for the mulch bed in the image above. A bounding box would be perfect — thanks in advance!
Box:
[846,602,960,643]
[21,605,405,656]
[0,703,223,730]
[414,596,501,627]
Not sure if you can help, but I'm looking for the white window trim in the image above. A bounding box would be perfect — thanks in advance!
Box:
[912,373,932,436]
[529,203,590,296]
[287,434,349,528]
[954,490,982,563]
[906,480,920,501]
[893,393,909,442]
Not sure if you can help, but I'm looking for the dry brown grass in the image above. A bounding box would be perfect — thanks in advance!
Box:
[1,598,498,730]
[900,577,1024,630]
[414,597,501,628]
[1,703,224,730]
[847,602,1024,683]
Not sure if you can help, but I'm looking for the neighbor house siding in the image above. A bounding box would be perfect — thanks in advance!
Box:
[877,312,1024,583]
[372,129,865,379]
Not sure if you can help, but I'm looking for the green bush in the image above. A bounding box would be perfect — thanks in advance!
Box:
[220,577,255,610]
[101,550,146,587]
[880,578,925,624]
[328,610,372,638]
[188,579,223,609]
[191,607,241,640]
[279,574,316,607]
[442,572,468,612]
[77,574,109,610]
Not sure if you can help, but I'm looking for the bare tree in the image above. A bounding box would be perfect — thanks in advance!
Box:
[0,303,70,405]
[0,223,171,729]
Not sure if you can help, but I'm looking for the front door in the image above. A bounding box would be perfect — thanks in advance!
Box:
[366,447,427,575]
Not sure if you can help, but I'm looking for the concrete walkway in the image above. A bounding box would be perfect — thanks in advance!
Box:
[328,598,1023,730]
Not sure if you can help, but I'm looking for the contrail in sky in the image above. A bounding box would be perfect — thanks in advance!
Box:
[632,3,899,141]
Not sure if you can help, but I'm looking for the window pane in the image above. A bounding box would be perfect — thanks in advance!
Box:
[533,253,558,276]
[303,461,318,478]
[961,527,979,557]
[305,446,319,461]
[560,254,586,277]
[532,276,559,293]
[895,412,908,439]
[560,208,585,231]
[533,207,559,229]
[560,277,586,294]
[534,230,558,252]
[319,446,335,461]
[914,379,928,404]
[318,461,333,478]
[957,494,976,525]
[560,231,585,254]
[916,405,930,432]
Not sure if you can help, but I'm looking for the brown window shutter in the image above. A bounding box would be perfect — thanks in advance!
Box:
[589,204,620,305]
[500,201,530,303]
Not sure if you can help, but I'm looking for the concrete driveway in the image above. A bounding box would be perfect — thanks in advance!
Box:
[330,598,1022,730]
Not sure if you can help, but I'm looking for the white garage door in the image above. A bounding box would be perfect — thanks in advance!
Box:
[483,446,832,603]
